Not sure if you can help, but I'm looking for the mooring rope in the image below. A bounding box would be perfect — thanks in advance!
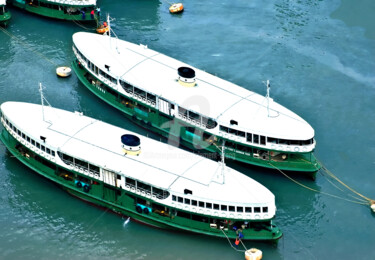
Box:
[268,162,371,206]
[220,229,246,253]
[319,161,373,202]
[0,26,58,67]
[71,14,98,31]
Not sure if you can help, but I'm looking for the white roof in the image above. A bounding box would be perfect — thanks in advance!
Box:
[0,0,6,6]
[44,0,96,6]
[1,101,275,206]
[73,32,314,141]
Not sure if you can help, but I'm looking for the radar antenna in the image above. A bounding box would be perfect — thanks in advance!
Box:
[213,140,226,184]
[263,80,271,117]
[39,83,52,123]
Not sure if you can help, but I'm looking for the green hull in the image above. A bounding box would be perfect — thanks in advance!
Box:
[72,59,320,177]
[10,0,96,22]
[0,127,282,242]
[0,9,11,27]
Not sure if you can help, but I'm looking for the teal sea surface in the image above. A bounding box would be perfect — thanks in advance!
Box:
[0,0,374,259]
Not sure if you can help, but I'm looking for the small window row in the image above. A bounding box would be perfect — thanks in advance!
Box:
[172,195,268,214]
[57,152,100,176]
[74,45,117,85]
[120,80,157,105]
[2,116,56,157]
[220,125,314,146]
[178,107,217,129]
[125,177,170,200]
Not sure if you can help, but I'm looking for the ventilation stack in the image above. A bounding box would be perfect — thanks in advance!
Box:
[177,67,196,87]
[121,134,141,156]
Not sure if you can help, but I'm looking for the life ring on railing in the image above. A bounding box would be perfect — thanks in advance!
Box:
[83,185,90,193]
[136,205,142,213]
[76,181,82,188]
[143,208,150,214]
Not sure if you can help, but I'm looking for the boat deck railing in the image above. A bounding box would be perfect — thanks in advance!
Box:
[60,158,100,177]
[124,183,169,200]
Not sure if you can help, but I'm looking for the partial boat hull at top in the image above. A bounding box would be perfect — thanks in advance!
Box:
[9,0,98,22]
[0,101,282,242]
[72,32,321,177]
[0,0,11,27]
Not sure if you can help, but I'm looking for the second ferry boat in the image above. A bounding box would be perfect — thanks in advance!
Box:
[10,0,98,21]
[72,32,320,177]
[0,100,282,241]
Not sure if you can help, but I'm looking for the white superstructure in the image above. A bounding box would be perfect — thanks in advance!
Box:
[72,32,316,154]
[0,101,276,220]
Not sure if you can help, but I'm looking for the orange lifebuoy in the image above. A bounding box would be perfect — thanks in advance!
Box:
[169,3,184,14]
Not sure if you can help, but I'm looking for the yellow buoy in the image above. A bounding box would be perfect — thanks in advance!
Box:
[96,22,109,34]
[169,3,184,14]
[56,66,72,78]
[245,248,262,260]
[371,201,375,213]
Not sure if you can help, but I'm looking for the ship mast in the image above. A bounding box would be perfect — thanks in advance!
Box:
[266,80,270,117]
[213,140,226,184]
[220,140,226,184]
[39,83,52,123]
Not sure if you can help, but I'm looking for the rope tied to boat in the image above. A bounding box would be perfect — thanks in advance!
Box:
[0,26,58,67]
[268,161,374,210]
[220,228,247,253]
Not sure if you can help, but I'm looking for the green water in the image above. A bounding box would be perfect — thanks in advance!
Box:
[0,0,374,259]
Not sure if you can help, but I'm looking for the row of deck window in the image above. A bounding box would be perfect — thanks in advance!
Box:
[74,45,117,86]
[57,149,170,200]
[220,125,314,146]
[57,152,100,176]
[30,1,95,15]
[2,115,56,157]
[178,107,217,129]
[125,177,169,200]
[172,195,268,214]
[73,45,218,130]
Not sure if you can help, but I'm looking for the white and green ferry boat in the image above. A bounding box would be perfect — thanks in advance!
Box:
[0,0,11,27]
[71,32,321,177]
[0,101,282,241]
[10,0,97,21]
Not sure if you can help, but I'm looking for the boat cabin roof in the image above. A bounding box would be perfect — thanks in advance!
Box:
[42,0,96,6]
[73,32,314,141]
[1,102,275,206]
